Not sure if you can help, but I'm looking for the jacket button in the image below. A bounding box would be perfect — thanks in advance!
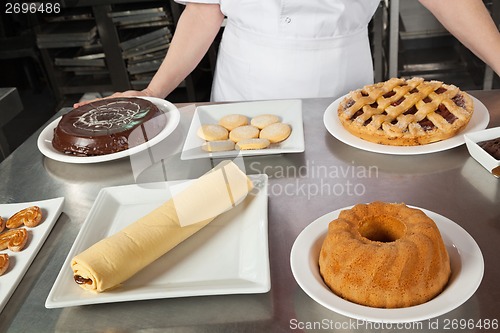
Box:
[284,16,291,24]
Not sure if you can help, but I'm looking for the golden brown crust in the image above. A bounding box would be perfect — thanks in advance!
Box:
[319,202,451,308]
[6,206,43,229]
[0,217,5,233]
[0,228,28,252]
[337,77,474,146]
[0,253,9,276]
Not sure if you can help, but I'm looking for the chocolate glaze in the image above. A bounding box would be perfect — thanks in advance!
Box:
[478,137,500,160]
[52,97,167,156]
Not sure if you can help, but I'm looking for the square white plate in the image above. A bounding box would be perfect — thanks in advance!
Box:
[464,126,500,174]
[181,99,305,160]
[46,174,269,308]
[0,197,65,313]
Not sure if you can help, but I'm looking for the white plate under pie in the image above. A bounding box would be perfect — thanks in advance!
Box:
[45,174,269,308]
[323,95,490,155]
[181,99,305,160]
[290,205,484,323]
[37,97,180,164]
[0,197,65,314]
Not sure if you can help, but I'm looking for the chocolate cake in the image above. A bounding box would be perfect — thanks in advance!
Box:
[52,97,167,156]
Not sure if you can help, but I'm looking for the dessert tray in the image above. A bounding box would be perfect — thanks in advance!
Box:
[46,174,270,308]
[290,205,484,323]
[181,99,305,160]
[323,95,489,155]
[0,197,65,313]
[37,97,180,164]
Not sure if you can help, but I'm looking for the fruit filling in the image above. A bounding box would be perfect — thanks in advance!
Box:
[436,104,458,124]
[419,118,435,131]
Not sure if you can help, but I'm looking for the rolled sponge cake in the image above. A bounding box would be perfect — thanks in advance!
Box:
[71,160,253,292]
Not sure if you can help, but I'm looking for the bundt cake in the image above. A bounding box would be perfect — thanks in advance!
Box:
[319,202,451,308]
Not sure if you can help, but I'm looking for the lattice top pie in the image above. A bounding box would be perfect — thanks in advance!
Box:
[337,77,474,146]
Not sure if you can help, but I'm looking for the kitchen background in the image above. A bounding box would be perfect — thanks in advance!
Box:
[0,0,499,162]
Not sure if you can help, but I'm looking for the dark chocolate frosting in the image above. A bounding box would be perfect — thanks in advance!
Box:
[52,97,167,156]
[478,137,500,160]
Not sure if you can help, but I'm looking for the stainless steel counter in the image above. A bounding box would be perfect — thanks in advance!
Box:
[0,91,499,332]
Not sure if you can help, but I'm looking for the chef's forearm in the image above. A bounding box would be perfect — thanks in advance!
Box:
[145,3,225,99]
[419,0,500,76]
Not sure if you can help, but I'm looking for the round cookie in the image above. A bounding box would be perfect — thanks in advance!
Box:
[219,114,249,131]
[251,114,280,129]
[202,139,235,152]
[229,125,260,143]
[236,138,271,150]
[259,122,291,143]
[197,124,229,141]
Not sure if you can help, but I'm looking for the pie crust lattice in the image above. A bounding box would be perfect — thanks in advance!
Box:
[337,77,474,146]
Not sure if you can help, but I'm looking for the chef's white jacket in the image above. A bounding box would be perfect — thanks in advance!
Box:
[176,0,381,101]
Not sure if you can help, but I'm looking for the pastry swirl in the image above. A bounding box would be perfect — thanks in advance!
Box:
[6,206,42,229]
[0,253,9,276]
[71,160,253,292]
[0,228,28,252]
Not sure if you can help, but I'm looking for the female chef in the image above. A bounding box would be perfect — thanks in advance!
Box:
[76,0,500,104]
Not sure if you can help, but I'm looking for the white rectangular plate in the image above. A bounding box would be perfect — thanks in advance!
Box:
[46,174,269,308]
[181,99,305,160]
[0,197,65,313]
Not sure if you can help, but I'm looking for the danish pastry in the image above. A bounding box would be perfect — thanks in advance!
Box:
[0,253,9,276]
[0,228,28,252]
[337,77,474,146]
[6,206,43,229]
[0,217,5,233]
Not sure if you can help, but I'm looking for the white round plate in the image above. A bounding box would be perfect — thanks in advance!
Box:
[37,97,180,164]
[323,95,490,155]
[290,205,484,323]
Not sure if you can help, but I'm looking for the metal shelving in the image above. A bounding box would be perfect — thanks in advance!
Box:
[35,0,213,104]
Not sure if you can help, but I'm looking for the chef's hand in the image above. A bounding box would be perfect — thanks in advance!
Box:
[72,88,155,108]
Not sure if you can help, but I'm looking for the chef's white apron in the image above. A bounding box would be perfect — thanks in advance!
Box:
[177,0,381,102]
